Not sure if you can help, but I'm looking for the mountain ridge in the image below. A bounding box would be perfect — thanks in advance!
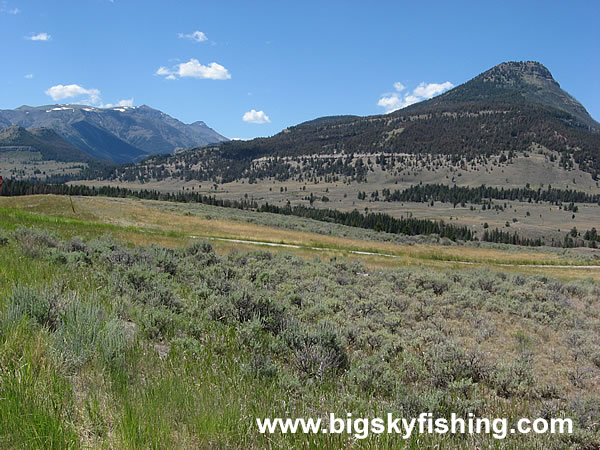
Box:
[0,104,228,163]
[107,61,600,185]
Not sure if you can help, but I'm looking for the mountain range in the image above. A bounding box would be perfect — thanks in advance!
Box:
[0,104,228,163]
[2,61,599,186]
[113,61,600,184]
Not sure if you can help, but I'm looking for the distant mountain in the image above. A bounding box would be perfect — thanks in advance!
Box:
[68,121,147,163]
[0,126,96,163]
[0,104,228,163]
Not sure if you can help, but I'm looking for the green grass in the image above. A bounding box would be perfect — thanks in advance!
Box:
[0,207,161,239]
[0,200,599,448]
[0,320,79,449]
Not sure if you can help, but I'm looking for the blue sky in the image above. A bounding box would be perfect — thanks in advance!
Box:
[1,0,599,139]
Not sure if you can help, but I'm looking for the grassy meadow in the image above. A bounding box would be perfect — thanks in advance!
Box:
[0,195,599,448]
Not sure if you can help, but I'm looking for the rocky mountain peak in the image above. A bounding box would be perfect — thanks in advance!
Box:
[478,61,559,88]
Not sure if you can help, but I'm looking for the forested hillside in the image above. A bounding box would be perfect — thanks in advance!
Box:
[96,62,600,184]
[0,126,96,163]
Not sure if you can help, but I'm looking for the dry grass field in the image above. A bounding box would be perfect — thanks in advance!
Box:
[2,195,599,280]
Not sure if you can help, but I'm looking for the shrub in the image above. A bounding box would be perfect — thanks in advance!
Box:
[98,243,140,268]
[185,241,218,266]
[0,230,9,246]
[48,248,68,265]
[170,336,204,360]
[395,386,447,417]
[569,395,600,430]
[54,298,127,370]
[245,351,279,379]
[13,227,58,257]
[512,274,526,286]
[64,250,91,266]
[350,355,397,396]
[2,284,58,329]
[293,323,348,380]
[122,265,182,311]
[145,283,182,312]
[422,341,472,388]
[492,359,536,398]
[428,278,450,295]
[62,237,87,253]
[124,265,155,291]
[137,307,175,340]
[563,282,586,299]
[590,352,600,370]
[151,247,178,276]
[207,285,286,334]
[476,277,496,293]
[293,342,345,380]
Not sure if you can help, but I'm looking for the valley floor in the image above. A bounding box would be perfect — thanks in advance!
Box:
[73,151,600,245]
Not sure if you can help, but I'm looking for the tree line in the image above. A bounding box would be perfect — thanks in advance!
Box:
[378,183,600,206]
[481,228,543,246]
[0,179,258,210]
[258,202,475,241]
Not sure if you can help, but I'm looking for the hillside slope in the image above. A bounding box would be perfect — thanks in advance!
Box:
[0,126,96,163]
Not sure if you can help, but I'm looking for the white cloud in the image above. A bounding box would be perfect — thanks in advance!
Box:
[413,81,454,99]
[393,82,406,92]
[178,60,230,79]
[24,73,34,79]
[242,109,271,124]
[377,80,454,113]
[156,66,176,80]
[117,98,134,107]
[26,32,51,41]
[103,98,134,108]
[44,83,134,108]
[45,84,101,105]
[178,30,207,43]
[376,94,403,112]
[156,59,231,80]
